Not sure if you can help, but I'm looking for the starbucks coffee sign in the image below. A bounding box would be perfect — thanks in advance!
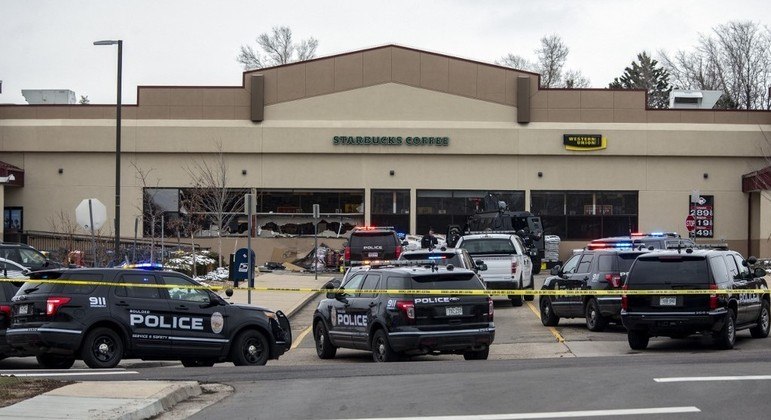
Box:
[333,136,449,146]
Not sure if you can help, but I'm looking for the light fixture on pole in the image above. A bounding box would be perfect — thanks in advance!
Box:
[94,39,123,261]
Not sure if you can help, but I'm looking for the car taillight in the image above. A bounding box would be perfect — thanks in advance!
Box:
[396,300,415,324]
[605,273,622,288]
[621,284,628,311]
[0,305,11,317]
[46,297,71,316]
[709,283,718,310]
[395,245,402,259]
[511,260,518,275]
[344,246,351,261]
[487,297,494,321]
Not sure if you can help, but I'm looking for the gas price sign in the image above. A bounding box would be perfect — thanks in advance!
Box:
[688,195,714,238]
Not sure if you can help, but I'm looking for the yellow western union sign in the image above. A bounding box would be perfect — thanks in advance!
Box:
[564,134,607,151]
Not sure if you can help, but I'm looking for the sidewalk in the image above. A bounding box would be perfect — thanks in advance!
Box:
[0,272,334,420]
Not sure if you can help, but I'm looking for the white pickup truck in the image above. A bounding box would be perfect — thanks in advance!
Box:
[455,233,534,306]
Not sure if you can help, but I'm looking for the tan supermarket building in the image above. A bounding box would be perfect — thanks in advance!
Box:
[1,45,771,262]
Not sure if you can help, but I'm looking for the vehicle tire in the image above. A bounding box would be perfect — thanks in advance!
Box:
[585,298,608,332]
[181,359,216,367]
[540,297,559,326]
[36,354,75,369]
[524,275,535,302]
[714,309,736,350]
[532,257,542,274]
[314,321,337,359]
[231,329,270,366]
[509,295,523,307]
[463,347,489,360]
[81,327,123,369]
[371,329,399,362]
[750,300,771,339]
[627,330,649,350]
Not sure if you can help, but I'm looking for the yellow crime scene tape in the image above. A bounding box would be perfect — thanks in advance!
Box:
[0,277,768,296]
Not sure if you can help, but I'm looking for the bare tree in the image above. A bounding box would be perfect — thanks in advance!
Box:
[660,20,771,110]
[131,161,165,263]
[237,26,319,70]
[79,95,90,105]
[183,141,245,267]
[498,34,590,88]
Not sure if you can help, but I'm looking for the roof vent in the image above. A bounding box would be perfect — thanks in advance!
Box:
[669,90,722,109]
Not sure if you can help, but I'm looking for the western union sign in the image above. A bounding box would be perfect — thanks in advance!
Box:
[563,134,606,151]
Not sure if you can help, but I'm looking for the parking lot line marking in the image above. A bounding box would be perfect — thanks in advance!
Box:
[335,406,701,419]
[1,371,139,377]
[655,375,771,383]
[292,325,313,350]
[526,301,564,343]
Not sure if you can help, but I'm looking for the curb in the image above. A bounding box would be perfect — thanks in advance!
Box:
[110,381,201,420]
[286,291,320,319]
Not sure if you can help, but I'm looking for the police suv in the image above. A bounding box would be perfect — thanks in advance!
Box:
[313,263,494,362]
[7,267,291,368]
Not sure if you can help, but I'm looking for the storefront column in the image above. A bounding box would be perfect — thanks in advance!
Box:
[410,189,417,235]
[0,185,4,238]
[760,191,771,258]
[364,187,371,226]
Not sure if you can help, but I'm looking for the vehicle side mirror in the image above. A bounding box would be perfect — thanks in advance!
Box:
[402,241,409,246]
[746,256,758,266]
[225,288,234,298]
[477,263,488,271]
[754,267,767,278]
[550,265,561,276]
[323,278,341,290]
[620,273,628,285]
[22,268,31,276]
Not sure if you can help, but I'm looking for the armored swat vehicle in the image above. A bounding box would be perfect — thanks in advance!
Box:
[446,193,545,274]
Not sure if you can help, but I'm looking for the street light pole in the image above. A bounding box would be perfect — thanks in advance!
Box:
[94,39,123,262]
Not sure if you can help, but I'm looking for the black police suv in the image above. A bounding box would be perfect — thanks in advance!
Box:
[540,249,649,331]
[7,268,291,368]
[621,250,770,350]
[344,226,403,267]
[313,265,494,362]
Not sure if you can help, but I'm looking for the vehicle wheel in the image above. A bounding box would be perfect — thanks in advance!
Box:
[81,327,123,369]
[181,359,216,367]
[585,298,608,332]
[36,354,75,369]
[509,295,523,307]
[540,297,559,326]
[231,329,270,366]
[627,330,649,350]
[524,275,535,301]
[371,329,399,362]
[750,300,770,339]
[314,321,337,359]
[463,347,489,360]
[714,309,736,349]
[532,257,542,274]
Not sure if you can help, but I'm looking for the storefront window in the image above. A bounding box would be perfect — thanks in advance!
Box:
[416,190,524,235]
[531,191,638,240]
[371,190,410,233]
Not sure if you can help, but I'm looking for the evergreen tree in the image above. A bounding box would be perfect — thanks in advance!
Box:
[609,52,672,108]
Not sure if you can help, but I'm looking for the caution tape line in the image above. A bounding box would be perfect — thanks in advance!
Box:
[0,277,768,296]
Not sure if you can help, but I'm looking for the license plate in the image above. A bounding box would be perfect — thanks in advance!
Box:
[446,307,463,316]
[368,252,379,258]
[659,297,677,306]
[18,305,29,315]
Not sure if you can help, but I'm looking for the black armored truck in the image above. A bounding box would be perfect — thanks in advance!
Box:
[447,193,545,273]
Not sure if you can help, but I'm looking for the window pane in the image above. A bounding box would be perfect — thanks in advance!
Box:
[567,216,601,240]
[531,192,565,216]
[567,192,595,216]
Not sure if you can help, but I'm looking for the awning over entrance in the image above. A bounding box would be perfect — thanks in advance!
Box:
[743,166,771,192]
[0,161,24,187]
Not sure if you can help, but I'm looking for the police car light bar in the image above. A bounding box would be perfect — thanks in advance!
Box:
[121,262,165,270]
[349,259,440,268]
[464,230,520,235]
[354,226,395,231]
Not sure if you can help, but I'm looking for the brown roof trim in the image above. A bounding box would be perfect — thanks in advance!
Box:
[243,44,542,77]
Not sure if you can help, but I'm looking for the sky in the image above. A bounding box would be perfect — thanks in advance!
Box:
[1,0,770,105]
